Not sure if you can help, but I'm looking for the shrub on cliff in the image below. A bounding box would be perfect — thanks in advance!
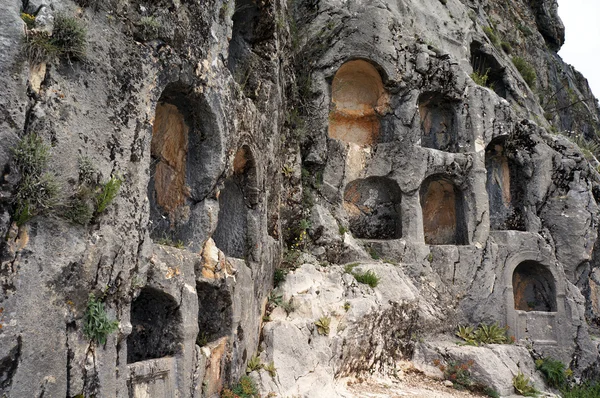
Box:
[23,13,86,64]
[512,56,536,88]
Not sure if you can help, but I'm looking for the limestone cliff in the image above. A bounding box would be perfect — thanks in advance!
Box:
[0,0,599,397]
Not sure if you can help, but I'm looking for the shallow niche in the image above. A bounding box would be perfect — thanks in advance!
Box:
[149,83,208,242]
[343,177,402,239]
[512,261,557,312]
[196,281,233,345]
[419,92,462,152]
[328,60,388,146]
[470,41,507,98]
[420,176,467,245]
[485,137,525,231]
[212,146,258,258]
[128,287,182,364]
[228,0,260,75]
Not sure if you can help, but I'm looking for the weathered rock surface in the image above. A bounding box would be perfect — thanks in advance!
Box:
[0,0,600,396]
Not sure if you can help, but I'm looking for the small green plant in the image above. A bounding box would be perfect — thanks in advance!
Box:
[513,372,538,397]
[475,323,511,344]
[299,218,311,232]
[21,12,36,29]
[65,197,94,225]
[268,291,283,307]
[344,263,359,273]
[367,246,380,260]
[246,354,261,373]
[562,382,600,398]
[23,31,60,64]
[280,299,296,315]
[12,133,50,175]
[138,16,161,41]
[512,56,536,88]
[96,176,122,213]
[274,268,287,287]
[535,357,568,388]
[52,13,86,61]
[222,376,258,398]
[315,316,331,336]
[343,302,351,312]
[471,69,490,87]
[438,359,476,390]
[567,133,600,160]
[456,323,514,346]
[338,225,348,235]
[12,134,60,225]
[156,236,185,248]
[264,361,276,377]
[352,270,379,288]
[196,331,208,346]
[483,26,500,47]
[83,293,119,345]
[456,325,476,342]
[501,41,512,54]
[281,164,294,177]
[434,359,498,396]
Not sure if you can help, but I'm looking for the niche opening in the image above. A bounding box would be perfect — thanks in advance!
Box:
[212,146,258,258]
[128,287,182,363]
[196,281,233,345]
[419,92,461,152]
[512,261,557,312]
[328,60,387,146]
[485,137,525,230]
[420,176,467,245]
[470,41,507,98]
[343,177,402,239]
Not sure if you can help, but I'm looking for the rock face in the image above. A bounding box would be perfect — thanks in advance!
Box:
[0,0,599,397]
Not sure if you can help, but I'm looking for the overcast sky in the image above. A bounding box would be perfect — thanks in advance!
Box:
[557,0,600,100]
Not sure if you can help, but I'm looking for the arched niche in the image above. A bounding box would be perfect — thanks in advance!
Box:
[470,41,507,98]
[343,176,402,239]
[328,60,387,146]
[512,261,557,312]
[420,176,467,245]
[485,137,525,230]
[128,287,182,363]
[228,0,259,76]
[212,146,258,258]
[419,92,461,152]
[148,83,223,244]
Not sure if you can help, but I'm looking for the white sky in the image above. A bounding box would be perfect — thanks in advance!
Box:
[557,0,600,100]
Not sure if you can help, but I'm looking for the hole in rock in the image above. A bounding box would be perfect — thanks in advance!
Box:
[470,41,507,98]
[343,177,402,239]
[213,146,258,258]
[418,92,461,152]
[513,261,557,312]
[420,176,467,245]
[196,281,233,345]
[485,137,526,230]
[128,287,182,363]
[328,60,387,146]
[228,0,260,76]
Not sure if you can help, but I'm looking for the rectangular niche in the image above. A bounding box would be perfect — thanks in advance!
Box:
[420,176,467,245]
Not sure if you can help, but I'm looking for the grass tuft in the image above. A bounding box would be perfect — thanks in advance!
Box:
[353,269,380,288]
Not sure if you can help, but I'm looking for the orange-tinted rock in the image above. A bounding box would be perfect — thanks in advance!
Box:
[421,177,465,245]
[328,60,388,146]
[151,102,190,214]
